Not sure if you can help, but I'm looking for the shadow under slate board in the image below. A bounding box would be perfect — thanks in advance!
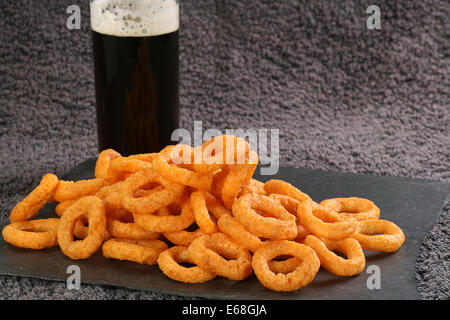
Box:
[0,158,449,300]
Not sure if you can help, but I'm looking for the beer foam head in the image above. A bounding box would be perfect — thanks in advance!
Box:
[90,0,179,37]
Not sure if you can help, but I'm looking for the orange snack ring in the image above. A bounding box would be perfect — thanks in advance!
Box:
[55,199,77,217]
[233,194,298,240]
[72,218,111,241]
[2,218,59,249]
[190,191,219,234]
[57,196,107,259]
[107,157,152,183]
[188,233,253,281]
[152,146,213,190]
[221,150,259,210]
[10,173,59,223]
[268,256,303,274]
[95,149,121,179]
[252,240,320,292]
[264,179,311,203]
[217,213,263,253]
[350,219,405,252]
[102,238,168,265]
[163,224,204,247]
[210,167,229,200]
[127,153,158,163]
[239,179,267,197]
[107,215,160,240]
[192,135,251,173]
[120,168,184,215]
[133,199,195,233]
[53,178,109,202]
[296,200,358,240]
[303,235,366,276]
[320,197,380,221]
[157,246,217,283]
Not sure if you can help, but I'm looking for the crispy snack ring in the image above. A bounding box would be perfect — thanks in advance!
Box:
[72,217,111,241]
[10,173,59,223]
[221,150,259,209]
[133,199,195,233]
[252,240,320,292]
[233,194,298,240]
[2,218,59,249]
[53,178,109,202]
[120,168,184,215]
[269,194,311,241]
[107,213,160,240]
[107,157,152,183]
[297,200,358,240]
[217,213,263,252]
[189,233,253,281]
[320,197,380,221]
[190,191,229,234]
[152,145,213,190]
[303,235,366,276]
[102,238,168,265]
[264,179,311,203]
[210,167,229,200]
[163,223,204,246]
[350,220,405,252]
[95,149,121,179]
[55,199,77,217]
[238,179,267,197]
[157,246,217,283]
[192,135,251,174]
[57,196,107,259]
[268,256,303,274]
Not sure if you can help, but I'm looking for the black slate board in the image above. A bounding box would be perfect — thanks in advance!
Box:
[0,158,449,300]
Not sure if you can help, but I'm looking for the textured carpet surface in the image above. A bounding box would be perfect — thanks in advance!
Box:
[0,0,449,299]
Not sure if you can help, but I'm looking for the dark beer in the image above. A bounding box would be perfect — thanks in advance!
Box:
[91,0,179,156]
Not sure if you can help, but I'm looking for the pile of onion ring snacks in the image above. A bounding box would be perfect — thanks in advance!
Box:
[2,135,405,292]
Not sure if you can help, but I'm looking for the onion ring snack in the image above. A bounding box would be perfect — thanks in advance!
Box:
[152,145,213,190]
[9,173,59,223]
[238,179,267,197]
[264,179,311,202]
[320,197,380,221]
[192,135,251,173]
[297,200,358,240]
[233,194,297,240]
[102,238,168,265]
[107,214,160,240]
[95,149,121,179]
[157,246,217,283]
[53,178,109,202]
[189,233,253,281]
[55,199,77,217]
[2,218,59,249]
[252,240,320,292]
[57,196,107,259]
[350,219,405,252]
[163,223,204,246]
[107,157,152,183]
[133,198,195,233]
[120,168,184,215]
[303,235,365,276]
[190,191,221,234]
[217,213,263,252]
[221,150,259,209]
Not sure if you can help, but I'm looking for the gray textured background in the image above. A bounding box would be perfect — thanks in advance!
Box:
[0,0,449,299]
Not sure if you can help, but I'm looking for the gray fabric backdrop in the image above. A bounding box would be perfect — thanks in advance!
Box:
[0,0,448,299]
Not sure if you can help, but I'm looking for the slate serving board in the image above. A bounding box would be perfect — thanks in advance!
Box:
[0,158,448,300]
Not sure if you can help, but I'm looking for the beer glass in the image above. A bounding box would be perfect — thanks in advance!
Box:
[90,0,179,156]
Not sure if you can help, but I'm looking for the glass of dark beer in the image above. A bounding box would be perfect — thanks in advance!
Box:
[90,0,179,156]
